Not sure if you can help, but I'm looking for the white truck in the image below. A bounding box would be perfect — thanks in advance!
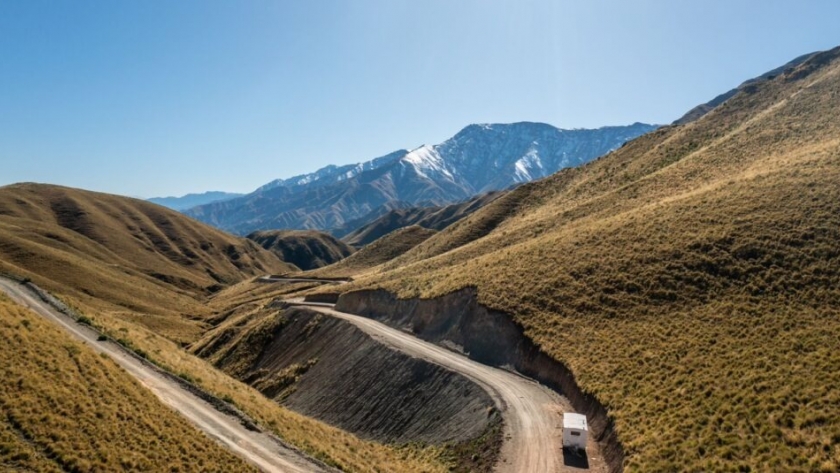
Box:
[563,412,588,450]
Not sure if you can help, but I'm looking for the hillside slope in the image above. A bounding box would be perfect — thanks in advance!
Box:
[0,294,255,472]
[0,183,293,341]
[673,51,817,125]
[335,47,840,472]
[342,191,504,247]
[0,183,452,472]
[313,226,438,277]
[187,122,657,234]
[247,230,354,270]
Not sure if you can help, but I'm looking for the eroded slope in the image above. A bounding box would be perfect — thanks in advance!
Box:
[194,307,498,446]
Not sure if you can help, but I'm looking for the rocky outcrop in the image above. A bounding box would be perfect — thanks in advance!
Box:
[336,288,625,472]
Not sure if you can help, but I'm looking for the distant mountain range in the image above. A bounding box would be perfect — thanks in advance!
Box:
[148,191,243,211]
[185,122,658,235]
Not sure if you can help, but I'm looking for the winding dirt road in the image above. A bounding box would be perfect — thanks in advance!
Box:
[0,278,331,473]
[258,276,349,285]
[288,300,606,473]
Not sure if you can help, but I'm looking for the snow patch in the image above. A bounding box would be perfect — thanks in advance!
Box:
[513,146,544,182]
[402,145,454,180]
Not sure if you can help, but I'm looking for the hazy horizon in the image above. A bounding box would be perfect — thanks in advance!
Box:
[2,0,839,198]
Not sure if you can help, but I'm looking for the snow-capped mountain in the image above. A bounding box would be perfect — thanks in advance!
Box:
[419,122,658,192]
[254,149,409,193]
[186,122,658,234]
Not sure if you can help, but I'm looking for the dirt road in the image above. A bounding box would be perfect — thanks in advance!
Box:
[258,276,348,285]
[0,278,331,473]
[293,301,606,473]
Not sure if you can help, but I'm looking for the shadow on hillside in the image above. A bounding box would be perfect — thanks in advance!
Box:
[563,447,590,469]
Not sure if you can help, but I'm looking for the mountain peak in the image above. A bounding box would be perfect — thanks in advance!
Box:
[186,122,657,234]
[453,121,558,137]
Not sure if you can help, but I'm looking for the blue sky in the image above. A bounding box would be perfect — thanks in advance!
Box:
[1,1,839,198]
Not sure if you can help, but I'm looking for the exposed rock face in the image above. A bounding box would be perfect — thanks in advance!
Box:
[199,307,498,446]
[336,288,625,473]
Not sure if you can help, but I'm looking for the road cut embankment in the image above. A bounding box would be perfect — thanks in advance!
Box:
[196,306,502,468]
[336,287,624,473]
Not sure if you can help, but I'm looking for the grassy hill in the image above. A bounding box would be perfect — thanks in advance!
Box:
[0,183,294,342]
[0,293,256,472]
[247,229,354,270]
[313,225,438,278]
[0,183,450,472]
[342,191,504,247]
[330,47,840,471]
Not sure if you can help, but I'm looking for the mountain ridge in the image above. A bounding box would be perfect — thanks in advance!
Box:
[341,191,505,247]
[186,121,658,234]
[149,191,244,211]
[673,51,818,125]
[246,229,355,270]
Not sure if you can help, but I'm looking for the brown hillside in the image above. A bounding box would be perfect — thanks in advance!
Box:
[0,294,255,472]
[0,183,451,472]
[313,225,438,278]
[247,229,354,270]
[342,191,504,247]
[333,47,840,471]
[0,184,447,472]
[0,183,293,341]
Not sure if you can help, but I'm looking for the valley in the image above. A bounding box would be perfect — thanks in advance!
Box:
[0,185,458,472]
[0,264,603,472]
[1,27,839,473]
[196,272,607,471]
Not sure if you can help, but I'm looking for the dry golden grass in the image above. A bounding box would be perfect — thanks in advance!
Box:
[0,294,257,472]
[67,295,448,473]
[212,278,320,311]
[329,48,840,471]
[247,229,355,270]
[312,225,438,278]
[0,185,450,472]
[0,183,293,343]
